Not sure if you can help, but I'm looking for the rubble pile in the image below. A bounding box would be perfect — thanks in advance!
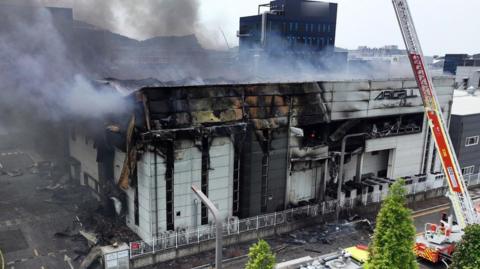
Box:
[0,151,34,178]
[32,164,139,266]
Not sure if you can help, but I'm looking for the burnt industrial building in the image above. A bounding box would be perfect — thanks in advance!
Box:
[1,0,476,268]
[68,76,455,244]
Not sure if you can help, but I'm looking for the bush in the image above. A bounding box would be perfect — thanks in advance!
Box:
[451,224,480,269]
[364,179,418,269]
[245,239,276,269]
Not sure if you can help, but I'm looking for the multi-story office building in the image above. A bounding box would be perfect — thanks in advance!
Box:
[444,54,480,75]
[449,90,480,176]
[238,0,338,57]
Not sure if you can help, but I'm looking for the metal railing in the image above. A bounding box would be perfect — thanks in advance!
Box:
[130,203,325,258]
[464,173,480,187]
[129,173,480,258]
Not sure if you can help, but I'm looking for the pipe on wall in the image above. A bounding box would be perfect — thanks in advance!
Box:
[336,133,367,222]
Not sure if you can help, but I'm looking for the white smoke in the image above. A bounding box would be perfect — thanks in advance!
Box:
[73,0,200,40]
[0,3,128,126]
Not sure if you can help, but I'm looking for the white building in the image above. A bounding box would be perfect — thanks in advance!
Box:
[68,76,455,244]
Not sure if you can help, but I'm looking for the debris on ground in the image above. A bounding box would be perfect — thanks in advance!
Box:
[38,173,140,268]
[30,161,58,178]
[79,246,102,269]
[79,230,99,247]
[6,169,23,177]
[282,220,373,249]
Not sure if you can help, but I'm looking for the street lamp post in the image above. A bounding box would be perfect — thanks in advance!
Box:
[191,185,223,269]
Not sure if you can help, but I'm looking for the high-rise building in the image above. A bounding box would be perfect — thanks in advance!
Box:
[238,0,338,56]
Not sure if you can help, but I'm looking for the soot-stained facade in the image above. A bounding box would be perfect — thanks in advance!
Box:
[68,77,455,243]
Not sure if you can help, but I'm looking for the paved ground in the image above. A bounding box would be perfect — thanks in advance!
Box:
[159,190,480,269]
[0,149,477,269]
[0,150,89,269]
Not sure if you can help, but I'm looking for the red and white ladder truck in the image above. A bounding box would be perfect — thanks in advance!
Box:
[391,0,480,264]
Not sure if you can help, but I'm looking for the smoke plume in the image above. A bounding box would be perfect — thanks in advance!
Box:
[0,0,416,129]
[73,0,200,40]
[0,2,127,128]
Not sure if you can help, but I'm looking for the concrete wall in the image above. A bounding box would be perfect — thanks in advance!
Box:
[365,132,425,178]
[125,187,138,235]
[117,149,139,236]
[171,140,202,230]
[289,167,322,204]
[132,138,235,243]
[136,151,161,243]
[456,66,480,88]
[68,131,99,193]
[240,128,288,217]
[131,216,318,269]
[208,137,235,220]
[342,150,389,181]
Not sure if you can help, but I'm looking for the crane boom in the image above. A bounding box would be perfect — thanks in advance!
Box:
[392,0,478,228]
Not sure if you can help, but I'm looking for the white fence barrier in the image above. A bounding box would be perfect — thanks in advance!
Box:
[129,173,480,258]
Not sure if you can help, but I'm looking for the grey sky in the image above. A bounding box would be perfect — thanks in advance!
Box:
[198,0,480,55]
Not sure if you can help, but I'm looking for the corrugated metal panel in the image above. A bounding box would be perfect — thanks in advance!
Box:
[370,80,403,90]
[331,91,370,102]
[331,81,370,92]
[329,101,369,112]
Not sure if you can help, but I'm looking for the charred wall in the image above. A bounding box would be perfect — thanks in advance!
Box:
[240,127,288,217]
[104,77,455,237]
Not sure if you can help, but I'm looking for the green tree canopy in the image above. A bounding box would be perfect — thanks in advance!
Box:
[245,239,276,269]
[451,224,480,269]
[365,179,418,269]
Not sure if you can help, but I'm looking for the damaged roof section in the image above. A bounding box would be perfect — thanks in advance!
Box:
[104,77,454,132]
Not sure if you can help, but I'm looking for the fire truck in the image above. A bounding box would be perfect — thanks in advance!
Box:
[391,0,480,264]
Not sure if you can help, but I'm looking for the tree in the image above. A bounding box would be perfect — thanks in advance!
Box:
[451,224,480,269]
[245,239,276,269]
[365,179,418,269]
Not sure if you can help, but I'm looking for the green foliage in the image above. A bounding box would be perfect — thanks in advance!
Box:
[245,239,276,269]
[364,179,418,269]
[451,224,480,269]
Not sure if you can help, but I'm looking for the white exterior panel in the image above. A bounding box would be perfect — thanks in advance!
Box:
[365,132,424,178]
[172,140,202,230]
[207,137,234,221]
[69,133,99,194]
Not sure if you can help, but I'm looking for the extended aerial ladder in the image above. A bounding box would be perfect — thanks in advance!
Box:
[391,0,479,263]
[392,0,478,229]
